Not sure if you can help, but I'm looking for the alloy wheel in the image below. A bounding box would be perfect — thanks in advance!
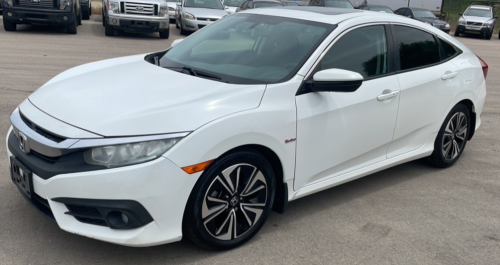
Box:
[442,112,467,160]
[201,163,268,241]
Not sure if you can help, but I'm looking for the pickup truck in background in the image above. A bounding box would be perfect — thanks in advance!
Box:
[102,0,170,38]
[2,0,82,34]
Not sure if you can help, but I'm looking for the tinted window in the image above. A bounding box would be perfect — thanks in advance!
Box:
[439,38,458,60]
[404,9,412,17]
[318,25,388,78]
[413,9,436,18]
[396,8,405,15]
[395,26,439,70]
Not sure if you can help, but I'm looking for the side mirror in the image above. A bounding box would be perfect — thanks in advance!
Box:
[171,38,184,48]
[299,69,363,94]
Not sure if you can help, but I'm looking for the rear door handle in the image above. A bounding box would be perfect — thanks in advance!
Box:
[377,90,399,101]
[441,72,458,80]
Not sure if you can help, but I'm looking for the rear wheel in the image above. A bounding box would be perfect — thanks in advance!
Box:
[428,104,470,168]
[83,6,90,20]
[77,10,82,25]
[3,17,16,31]
[159,29,169,39]
[183,150,276,250]
[454,29,459,37]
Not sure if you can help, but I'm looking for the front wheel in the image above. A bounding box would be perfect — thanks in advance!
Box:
[3,17,17,31]
[183,150,276,250]
[66,14,78,34]
[428,104,470,168]
[83,6,90,20]
[104,19,114,36]
[159,29,169,39]
[454,29,459,37]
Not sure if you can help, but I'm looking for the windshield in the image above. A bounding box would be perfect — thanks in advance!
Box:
[369,6,393,13]
[167,0,180,2]
[324,0,353,9]
[159,14,334,84]
[223,0,244,7]
[464,8,491,17]
[254,1,283,8]
[413,10,436,18]
[282,1,298,5]
[184,0,223,9]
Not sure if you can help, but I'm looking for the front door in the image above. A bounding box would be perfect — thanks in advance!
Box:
[294,24,400,190]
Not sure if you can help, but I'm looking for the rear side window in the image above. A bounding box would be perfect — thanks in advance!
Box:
[318,25,388,78]
[395,26,439,70]
[438,38,459,60]
[395,8,405,15]
[404,9,412,17]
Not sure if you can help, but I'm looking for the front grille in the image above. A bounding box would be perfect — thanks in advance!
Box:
[123,2,157,16]
[20,112,66,143]
[65,204,108,227]
[197,17,218,21]
[18,0,56,8]
[32,194,56,221]
[467,21,483,26]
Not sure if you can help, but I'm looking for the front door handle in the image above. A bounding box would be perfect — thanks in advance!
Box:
[441,71,458,80]
[377,90,399,101]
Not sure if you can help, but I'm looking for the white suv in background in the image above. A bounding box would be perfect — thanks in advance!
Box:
[455,5,497,39]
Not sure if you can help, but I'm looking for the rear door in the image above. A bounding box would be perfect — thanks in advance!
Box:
[387,25,461,158]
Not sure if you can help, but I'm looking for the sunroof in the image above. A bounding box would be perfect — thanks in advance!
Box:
[270,6,362,15]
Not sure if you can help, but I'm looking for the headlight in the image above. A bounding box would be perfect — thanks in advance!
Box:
[84,137,183,168]
[483,20,494,28]
[458,18,465,25]
[159,6,168,16]
[183,12,195,20]
[445,23,450,28]
[59,0,73,9]
[108,1,120,14]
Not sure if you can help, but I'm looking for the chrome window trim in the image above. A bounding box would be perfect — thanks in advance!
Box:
[10,108,190,157]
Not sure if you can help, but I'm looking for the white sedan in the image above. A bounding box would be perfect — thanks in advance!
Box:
[6,7,487,250]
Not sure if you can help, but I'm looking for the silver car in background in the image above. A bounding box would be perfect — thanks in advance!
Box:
[223,0,245,14]
[175,0,229,35]
[455,5,497,39]
[167,0,181,23]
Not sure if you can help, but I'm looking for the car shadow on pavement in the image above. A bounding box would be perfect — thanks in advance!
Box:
[3,23,69,35]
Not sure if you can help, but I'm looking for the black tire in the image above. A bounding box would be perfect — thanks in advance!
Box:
[159,29,169,39]
[170,18,176,24]
[77,10,82,25]
[428,104,470,168]
[104,19,115,36]
[102,12,105,26]
[183,149,276,250]
[175,18,180,29]
[179,20,188,35]
[486,31,492,40]
[66,14,78,34]
[3,17,16,31]
[83,7,90,20]
[454,30,459,37]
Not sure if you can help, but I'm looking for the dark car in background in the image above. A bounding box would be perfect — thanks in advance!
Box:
[2,0,82,34]
[357,4,393,14]
[236,0,283,11]
[395,7,450,33]
[308,0,353,9]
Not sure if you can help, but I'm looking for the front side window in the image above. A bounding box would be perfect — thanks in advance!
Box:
[317,25,388,78]
[159,14,334,84]
[464,8,491,17]
[395,26,440,70]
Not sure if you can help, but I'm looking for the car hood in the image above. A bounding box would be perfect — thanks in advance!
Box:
[225,6,238,14]
[167,2,179,8]
[462,15,492,23]
[416,17,447,25]
[183,7,229,18]
[28,55,266,137]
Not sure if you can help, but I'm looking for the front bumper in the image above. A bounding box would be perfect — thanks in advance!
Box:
[107,15,169,33]
[2,6,74,25]
[456,24,492,35]
[180,16,215,32]
[6,127,199,247]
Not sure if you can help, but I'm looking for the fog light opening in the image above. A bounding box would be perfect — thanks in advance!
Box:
[112,18,118,24]
[8,12,13,17]
[63,16,68,20]
[106,211,130,228]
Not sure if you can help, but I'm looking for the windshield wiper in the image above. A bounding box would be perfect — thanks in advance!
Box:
[163,66,224,81]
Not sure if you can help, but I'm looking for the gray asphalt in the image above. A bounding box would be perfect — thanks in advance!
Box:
[0,14,499,265]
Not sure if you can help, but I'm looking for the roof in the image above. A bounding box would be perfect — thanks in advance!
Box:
[268,6,360,15]
[469,5,491,10]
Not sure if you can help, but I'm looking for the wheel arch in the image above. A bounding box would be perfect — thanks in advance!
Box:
[456,99,476,140]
